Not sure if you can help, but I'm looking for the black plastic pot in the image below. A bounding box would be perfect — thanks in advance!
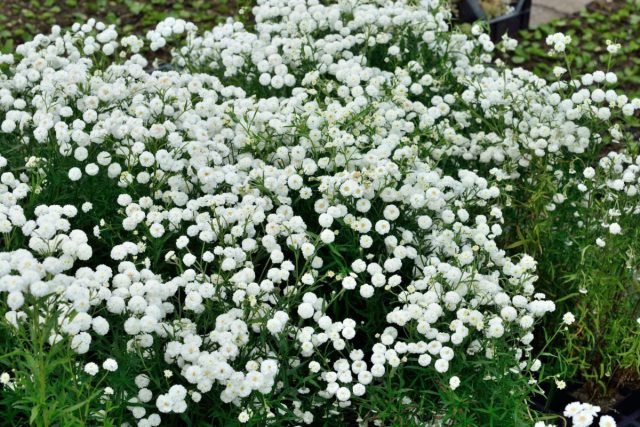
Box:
[148,62,174,73]
[530,384,640,426]
[457,0,532,42]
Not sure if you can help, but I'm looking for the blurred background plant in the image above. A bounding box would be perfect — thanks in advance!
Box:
[503,0,640,137]
[0,0,253,53]
[448,0,514,18]
[478,0,511,17]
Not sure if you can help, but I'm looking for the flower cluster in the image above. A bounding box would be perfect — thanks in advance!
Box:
[563,402,616,427]
[0,0,638,425]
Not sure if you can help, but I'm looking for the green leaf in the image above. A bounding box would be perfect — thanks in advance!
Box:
[29,406,40,424]
[1,39,13,54]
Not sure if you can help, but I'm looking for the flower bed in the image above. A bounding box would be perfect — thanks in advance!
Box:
[0,0,638,425]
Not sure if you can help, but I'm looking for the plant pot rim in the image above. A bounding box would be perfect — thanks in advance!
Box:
[461,0,530,23]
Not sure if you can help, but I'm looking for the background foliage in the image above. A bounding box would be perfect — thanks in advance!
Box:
[504,0,640,137]
[0,0,252,53]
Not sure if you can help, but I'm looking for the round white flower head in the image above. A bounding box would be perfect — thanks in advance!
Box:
[84,362,99,376]
[608,223,621,235]
[102,358,118,372]
[68,167,82,181]
[563,312,576,326]
[449,376,460,390]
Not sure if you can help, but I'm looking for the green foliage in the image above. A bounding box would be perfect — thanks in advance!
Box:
[0,298,111,427]
[503,152,640,400]
[449,0,640,405]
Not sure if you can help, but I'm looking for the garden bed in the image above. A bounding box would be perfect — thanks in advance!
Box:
[0,1,639,426]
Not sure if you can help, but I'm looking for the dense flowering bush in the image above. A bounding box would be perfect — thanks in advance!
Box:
[0,0,638,425]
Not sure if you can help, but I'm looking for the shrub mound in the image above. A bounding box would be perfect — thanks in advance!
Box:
[0,0,638,425]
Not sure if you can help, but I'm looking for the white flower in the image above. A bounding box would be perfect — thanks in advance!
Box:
[605,72,618,84]
[68,167,82,181]
[563,312,576,325]
[359,284,374,299]
[418,354,432,367]
[1,120,16,133]
[238,411,250,423]
[530,359,542,372]
[449,376,460,390]
[320,229,335,244]
[149,223,165,238]
[183,253,197,266]
[92,317,109,335]
[552,66,567,78]
[606,40,621,54]
[564,402,583,417]
[102,358,118,372]
[71,332,91,354]
[135,374,150,388]
[434,359,449,373]
[309,361,321,373]
[599,415,617,427]
[375,220,390,235]
[287,174,303,190]
[84,362,99,376]
[546,32,572,53]
[297,302,315,319]
[574,412,594,427]
[156,395,172,413]
[0,373,10,385]
[608,223,621,235]
[336,386,351,401]
[342,276,357,290]
[383,205,400,221]
[318,213,333,228]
